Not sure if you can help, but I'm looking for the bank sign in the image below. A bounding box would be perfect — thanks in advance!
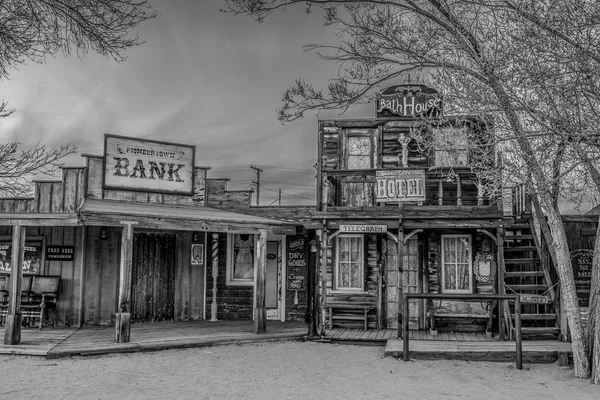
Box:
[103,134,196,195]
[375,84,442,118]
[376,169,426,202]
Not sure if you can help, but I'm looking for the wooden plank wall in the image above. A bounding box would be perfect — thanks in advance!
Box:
[205,179,252,207]
[0,225,82,326]
[319,120,490,208]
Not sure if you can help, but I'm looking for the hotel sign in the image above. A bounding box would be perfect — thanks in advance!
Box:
[339,225,388,233]
[375,84,442,118]
[103,134,196,195]
[376,170,426,202]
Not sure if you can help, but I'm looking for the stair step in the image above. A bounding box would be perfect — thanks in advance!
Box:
[504,246,537,251]
[507,223,531,229]
[518,327,561,335]
[505,235,533,240]
[504,258,540,264]
[510,313,557,320]
[506,284,548,291]
[504,271,544,277]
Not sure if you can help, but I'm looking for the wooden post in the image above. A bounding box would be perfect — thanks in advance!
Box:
[4,225,26,345]
[402,293,410,361]
[497,227,506,341]
[115,221,137,343]
[456,175,462,206]
[319,228,328,337]
[210,233,219,321]
[477,178,484,206]
[514,295,523,370]
[77,226,86,328]
[397,220,404,339]
[438,180,443,206]
[253,229,268,334]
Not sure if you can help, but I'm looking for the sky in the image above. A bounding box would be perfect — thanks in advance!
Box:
[0,0,370,206]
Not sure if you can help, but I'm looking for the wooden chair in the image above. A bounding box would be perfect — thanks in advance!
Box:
[0,275,34,326]
[21,275,60,330]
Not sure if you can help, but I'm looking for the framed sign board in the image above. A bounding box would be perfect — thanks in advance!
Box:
[103,134,196,195]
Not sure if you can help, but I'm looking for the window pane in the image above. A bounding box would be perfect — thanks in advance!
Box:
[348,137,371,169]
[337,236,363,290]
[442,236,471,292]
[233,234,254,279]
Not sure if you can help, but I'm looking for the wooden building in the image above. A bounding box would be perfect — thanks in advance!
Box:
[0,135,310,344]
[307,85,560,339]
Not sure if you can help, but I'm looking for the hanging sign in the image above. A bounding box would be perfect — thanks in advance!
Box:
[375,169,426,202]
[339,225,387,233]
[375,84,442,118]
[103,134,196,195]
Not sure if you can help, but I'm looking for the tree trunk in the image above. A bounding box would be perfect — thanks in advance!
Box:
[587,216,600,383]
[544,206,590,377]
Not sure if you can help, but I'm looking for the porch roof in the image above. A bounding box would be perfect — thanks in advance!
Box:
[79,199,298,235]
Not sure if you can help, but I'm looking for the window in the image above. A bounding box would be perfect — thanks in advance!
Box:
[226,233,255,285]
[347,136,372,169]
[441,235,472,293]
[433,127,468,167]
[335,235,364,291]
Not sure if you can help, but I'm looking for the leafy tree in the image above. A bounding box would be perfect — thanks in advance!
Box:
[224,0,600,381]
[0,0,156,196]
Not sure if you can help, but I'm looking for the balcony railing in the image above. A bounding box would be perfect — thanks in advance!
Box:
[321,168,491,209]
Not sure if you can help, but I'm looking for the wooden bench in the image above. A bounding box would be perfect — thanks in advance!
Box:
[326,298,377,331]
[0,275,60,330]
[428,300,494,335]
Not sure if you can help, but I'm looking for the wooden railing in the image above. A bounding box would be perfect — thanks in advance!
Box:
[400,293,523,370]
[511,185,532,217]
[321,168,487,209]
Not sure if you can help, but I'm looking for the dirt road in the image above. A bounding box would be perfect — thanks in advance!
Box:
[0,341,597,399]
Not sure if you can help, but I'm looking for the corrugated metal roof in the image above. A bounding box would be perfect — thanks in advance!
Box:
[79,199,295,226]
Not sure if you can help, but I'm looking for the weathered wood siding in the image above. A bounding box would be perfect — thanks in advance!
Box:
[205,179,253,207]
[318,119,492,209]
[0,225,83,327]
[83,227,205,325]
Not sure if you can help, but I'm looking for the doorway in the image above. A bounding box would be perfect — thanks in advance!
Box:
[131,232,176,322]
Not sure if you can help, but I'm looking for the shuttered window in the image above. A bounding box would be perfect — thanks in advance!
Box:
[336,235,364,291]
[441,235,472,293]
[226,233,255,285]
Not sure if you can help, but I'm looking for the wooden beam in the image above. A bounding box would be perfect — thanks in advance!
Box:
[0,215,79,226]
[77,226,86,327]
[253,229,268,334]
[4,225,26,345]
[81,213,296,235]
[497,227,505,341]
[319,228,328,337]
[115,221,137,343]
[397,220,404,339]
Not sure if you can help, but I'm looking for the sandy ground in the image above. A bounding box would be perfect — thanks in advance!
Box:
[0,341,597,400]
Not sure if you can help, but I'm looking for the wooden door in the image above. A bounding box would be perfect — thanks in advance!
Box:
[131,232,176,322]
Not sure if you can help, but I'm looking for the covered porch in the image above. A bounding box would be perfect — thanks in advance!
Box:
[0,320,308,357]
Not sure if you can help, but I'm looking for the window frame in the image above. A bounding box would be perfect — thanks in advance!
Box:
[226,233,255,286]
[334,234,365,292]
[344,132,374,170]
[440,234,473,293]
[433,127,469,167]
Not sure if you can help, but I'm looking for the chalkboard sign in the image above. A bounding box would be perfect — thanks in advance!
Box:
[571,249,593,307]
[287,236,307,291]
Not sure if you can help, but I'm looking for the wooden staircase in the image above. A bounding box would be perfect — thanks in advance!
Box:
[502,221,560,339]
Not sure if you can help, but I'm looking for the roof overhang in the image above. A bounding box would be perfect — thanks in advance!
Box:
[79,199,297,235]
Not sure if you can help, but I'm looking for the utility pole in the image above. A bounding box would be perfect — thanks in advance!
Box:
[278,189,281,206]
[250,165,263,206]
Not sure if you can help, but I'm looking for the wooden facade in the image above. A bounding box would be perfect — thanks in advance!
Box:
[0,139,310,345]
[309,85,561,339]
